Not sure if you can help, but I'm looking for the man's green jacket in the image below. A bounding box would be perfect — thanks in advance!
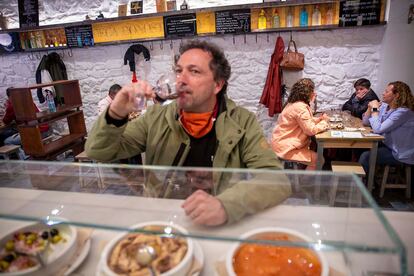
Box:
[86,96,291,223]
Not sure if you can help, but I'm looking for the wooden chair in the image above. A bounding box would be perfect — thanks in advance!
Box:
[330,161,366,206]
[0,145,22,160]
[380,163,411,198]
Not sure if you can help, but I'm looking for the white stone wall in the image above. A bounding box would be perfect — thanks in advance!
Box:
[0,0,404,140]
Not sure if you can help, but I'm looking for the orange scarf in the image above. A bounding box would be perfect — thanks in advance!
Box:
[180,110,214,138]
[179,104,218,138]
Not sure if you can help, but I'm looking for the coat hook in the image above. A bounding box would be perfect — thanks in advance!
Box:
[150,41,154,50]
[160,41,163,50]
[267,33,269,43]
[170,40,173,50]
[290,31,293,41]
[244,34,246,44]
[36,52,42,60]
[233,35,235,45]
[68,48,73,57]
[59,50,65,59]
[255,34,258,44]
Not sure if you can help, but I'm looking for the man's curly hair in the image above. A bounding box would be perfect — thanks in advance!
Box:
[287,78,315,105]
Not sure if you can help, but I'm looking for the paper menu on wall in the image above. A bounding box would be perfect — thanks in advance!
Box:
[342,132,363,138]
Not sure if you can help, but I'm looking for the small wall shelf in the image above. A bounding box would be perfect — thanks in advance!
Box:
[0,0,386,55]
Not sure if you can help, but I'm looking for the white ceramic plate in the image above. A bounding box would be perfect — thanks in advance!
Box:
[63,238,91,276]
[96,240,204,276]
[0,219,77,276]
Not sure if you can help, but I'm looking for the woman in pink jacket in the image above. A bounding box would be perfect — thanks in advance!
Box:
[272,78,330,170]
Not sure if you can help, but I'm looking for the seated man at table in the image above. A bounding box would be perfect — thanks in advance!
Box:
[86,40,290,226]
[98,84,122,115]
[359,81,414,179]
[342,78,379,119]
[272,78,330,170]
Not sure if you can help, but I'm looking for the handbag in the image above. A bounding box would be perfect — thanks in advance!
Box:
[280,39,304,71]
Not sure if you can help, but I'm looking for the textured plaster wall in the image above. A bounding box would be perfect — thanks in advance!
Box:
[0,0,406,140]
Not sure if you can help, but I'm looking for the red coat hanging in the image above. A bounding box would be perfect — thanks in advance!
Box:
[260,36,285,117]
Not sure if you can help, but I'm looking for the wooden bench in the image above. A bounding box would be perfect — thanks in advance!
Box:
[330,161,366,206]
[0,145,22,160]
[331,161,366,176]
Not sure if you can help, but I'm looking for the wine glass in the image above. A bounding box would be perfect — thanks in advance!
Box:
[135,72,179,111]
[154,73,179,101]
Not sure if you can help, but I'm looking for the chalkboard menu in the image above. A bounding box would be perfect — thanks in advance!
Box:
[18,0,39,28]
[339,0,381,27]
[65,25,94,48]
[215,9,250,34]
[164,14,197,39]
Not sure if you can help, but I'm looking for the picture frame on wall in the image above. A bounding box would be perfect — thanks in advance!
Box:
[118,4,127,17]
[130,1,143,15]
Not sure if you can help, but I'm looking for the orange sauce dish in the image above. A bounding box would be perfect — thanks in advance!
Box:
[233,233,322,276]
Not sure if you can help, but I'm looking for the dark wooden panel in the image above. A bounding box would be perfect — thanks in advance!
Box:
[18,125,44,155]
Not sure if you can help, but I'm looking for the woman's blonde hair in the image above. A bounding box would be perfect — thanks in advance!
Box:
[287,78,315,106]
[389,81,414,111]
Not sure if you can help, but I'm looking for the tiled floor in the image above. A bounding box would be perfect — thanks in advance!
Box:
[372,188,414,211]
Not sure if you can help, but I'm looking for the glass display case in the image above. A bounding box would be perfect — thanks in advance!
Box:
[0,160,407,275]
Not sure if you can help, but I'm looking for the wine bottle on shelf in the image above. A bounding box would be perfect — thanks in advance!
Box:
[312,5,321,26]
[29,32,37,49]
[46,91,57,113]
[325,4,334,25]
[300,6,308,27]
[273,9,280,28]
[357,14,363,26]
[286,7,294,27]
[258,9,267,30]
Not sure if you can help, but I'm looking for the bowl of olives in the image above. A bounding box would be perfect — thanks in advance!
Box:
[0,218,77,275]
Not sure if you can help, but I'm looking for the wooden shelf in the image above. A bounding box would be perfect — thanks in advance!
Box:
[0,0,386,53]
[42,133,84,156]
[0,1,338,34]
[9,80,87,160]
[13,79,79,90]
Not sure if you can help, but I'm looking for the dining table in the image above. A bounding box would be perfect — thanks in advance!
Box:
[315,111,384,192]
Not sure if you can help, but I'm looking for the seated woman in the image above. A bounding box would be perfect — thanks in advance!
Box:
[272,78,330,170]
[342,78,379,119]
[359,81,414,175]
